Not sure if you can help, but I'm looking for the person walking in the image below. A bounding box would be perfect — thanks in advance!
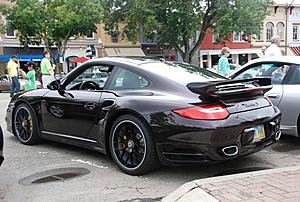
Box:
[18,62,37,91]
[41,50,55,88]
[218,47,231,76]
[7,55,20,97]
[265,35,282,57]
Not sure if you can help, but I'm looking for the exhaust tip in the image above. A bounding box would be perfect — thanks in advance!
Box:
[222,145,239,157]
[275,131,281,141]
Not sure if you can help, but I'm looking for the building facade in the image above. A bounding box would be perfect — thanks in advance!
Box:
[251,3,287,55]
[197,29,261,69]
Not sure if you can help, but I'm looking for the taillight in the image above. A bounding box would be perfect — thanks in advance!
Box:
[265,97,273,106]
[173,104,229,120]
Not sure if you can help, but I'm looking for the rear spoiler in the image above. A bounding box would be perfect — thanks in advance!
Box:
[187,78,272,98]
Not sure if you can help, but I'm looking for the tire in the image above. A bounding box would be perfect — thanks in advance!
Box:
[13,103,40,145]
[109,115,159,175]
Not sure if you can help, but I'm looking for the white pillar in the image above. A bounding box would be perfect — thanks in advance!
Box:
[248,53,252,62]
[199,54,203,68]
[207,55,212,69]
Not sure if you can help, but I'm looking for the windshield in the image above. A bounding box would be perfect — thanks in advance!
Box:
[140,61,226,85]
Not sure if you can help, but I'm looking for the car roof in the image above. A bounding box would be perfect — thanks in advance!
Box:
[242,56,300,68]
[91,56,164,67]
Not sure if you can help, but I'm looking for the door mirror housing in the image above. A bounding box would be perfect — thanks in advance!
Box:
[47,79,61,90]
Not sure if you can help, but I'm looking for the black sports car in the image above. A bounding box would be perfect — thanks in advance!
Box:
[6,57,281,175]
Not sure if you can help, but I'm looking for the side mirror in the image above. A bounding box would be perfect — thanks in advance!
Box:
[47,79,61,90]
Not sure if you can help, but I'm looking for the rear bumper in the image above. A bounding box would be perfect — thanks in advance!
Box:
[149,106,281,166]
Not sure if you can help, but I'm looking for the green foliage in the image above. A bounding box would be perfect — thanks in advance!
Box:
[1,0,102,71]
[102,0,272,62]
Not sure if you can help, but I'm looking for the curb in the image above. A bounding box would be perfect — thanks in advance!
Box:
[163,165,300,202]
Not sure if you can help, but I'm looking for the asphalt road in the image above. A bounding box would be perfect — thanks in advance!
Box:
[1,92,300,202]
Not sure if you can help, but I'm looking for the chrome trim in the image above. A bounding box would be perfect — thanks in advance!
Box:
[222,145,239,157]
[41,131,97,143]
[275,131,281,141]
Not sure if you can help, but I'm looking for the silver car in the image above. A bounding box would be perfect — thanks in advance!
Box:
[229,56,300,137]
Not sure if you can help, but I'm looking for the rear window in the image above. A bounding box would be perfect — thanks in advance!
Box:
[140,62,226,85]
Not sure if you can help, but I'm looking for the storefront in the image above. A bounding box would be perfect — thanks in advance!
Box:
[199,48,261,69]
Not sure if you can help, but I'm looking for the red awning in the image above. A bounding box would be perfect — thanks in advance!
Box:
[289,46,300,56]
[69,57,89,63]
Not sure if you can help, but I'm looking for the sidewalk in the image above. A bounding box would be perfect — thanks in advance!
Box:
[163,166,300,202]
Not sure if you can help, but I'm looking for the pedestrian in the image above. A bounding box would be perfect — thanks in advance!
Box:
[7,55,20,97]
[18,62,37,91]
[261,46,267,56]
[265,35,282,57]
[41,50,55,88]
[218,47,231,76]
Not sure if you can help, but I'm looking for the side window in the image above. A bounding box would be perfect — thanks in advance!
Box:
[66,65,113,90]
[234,63,290,85]
[109,68,149,90]
[287,65,300,85]
[235,64,264,79]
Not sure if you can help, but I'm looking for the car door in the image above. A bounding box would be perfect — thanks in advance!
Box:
[41,64,113,140]
[231,62,290,107]
[276,64,300,135]
[93,67,151,141]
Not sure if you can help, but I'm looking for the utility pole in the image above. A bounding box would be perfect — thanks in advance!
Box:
[285,3,288,56]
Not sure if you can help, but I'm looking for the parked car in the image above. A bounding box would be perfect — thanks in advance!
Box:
[6,57,281,175]
[0,126,4,166]
[210,63,241,74]
[0,75,42,92]
[229,56,300,137]
[0,75,11,92]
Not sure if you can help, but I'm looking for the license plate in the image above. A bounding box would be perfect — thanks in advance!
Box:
[253,125,265,142]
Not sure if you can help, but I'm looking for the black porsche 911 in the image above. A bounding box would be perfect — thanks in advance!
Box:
[6,57,281,175]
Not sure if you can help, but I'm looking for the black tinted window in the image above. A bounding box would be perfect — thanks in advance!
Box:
[287,65,300,84]
[109,68,149,90]
[234,63,290,85]
[140,62,226,85]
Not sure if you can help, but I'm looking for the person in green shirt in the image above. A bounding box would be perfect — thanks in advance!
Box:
[41,50,55,88]
[18,62,37,91]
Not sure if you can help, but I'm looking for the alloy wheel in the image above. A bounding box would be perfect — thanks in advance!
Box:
[14,106,33,142]
[112,120,146,170]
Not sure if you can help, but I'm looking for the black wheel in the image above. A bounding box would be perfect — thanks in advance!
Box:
[13,103,40,145]
[109,115,159,175]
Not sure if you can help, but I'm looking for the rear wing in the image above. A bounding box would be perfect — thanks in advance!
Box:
[187,78,272,98]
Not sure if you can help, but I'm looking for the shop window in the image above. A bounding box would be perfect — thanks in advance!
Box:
[266,22,274,41]
[233,32,242,41]
[293,25,298,41]
[86,31,94,39]
[276,22,284,40]
[6,27,16,38]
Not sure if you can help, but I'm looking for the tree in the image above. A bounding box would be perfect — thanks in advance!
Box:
[1,0,102,72]
[101,0,272,63]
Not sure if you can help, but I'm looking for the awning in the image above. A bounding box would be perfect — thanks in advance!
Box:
[289,46,300,56]
[69,56,89,63]
[0,54,58,62]
[104,48,145,57]
[0,54,43,62]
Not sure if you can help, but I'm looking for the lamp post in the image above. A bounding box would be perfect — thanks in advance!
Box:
[285,3,288,56]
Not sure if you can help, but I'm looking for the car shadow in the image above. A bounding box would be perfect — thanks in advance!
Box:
[271,135,300,153]
[5,131,300,181]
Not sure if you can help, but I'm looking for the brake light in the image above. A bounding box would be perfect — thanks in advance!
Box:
[265,97,273,106]
[174,104,229,120]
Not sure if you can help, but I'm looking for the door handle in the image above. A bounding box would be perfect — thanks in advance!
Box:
[267,94,280,99]
[84,102,97,111]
